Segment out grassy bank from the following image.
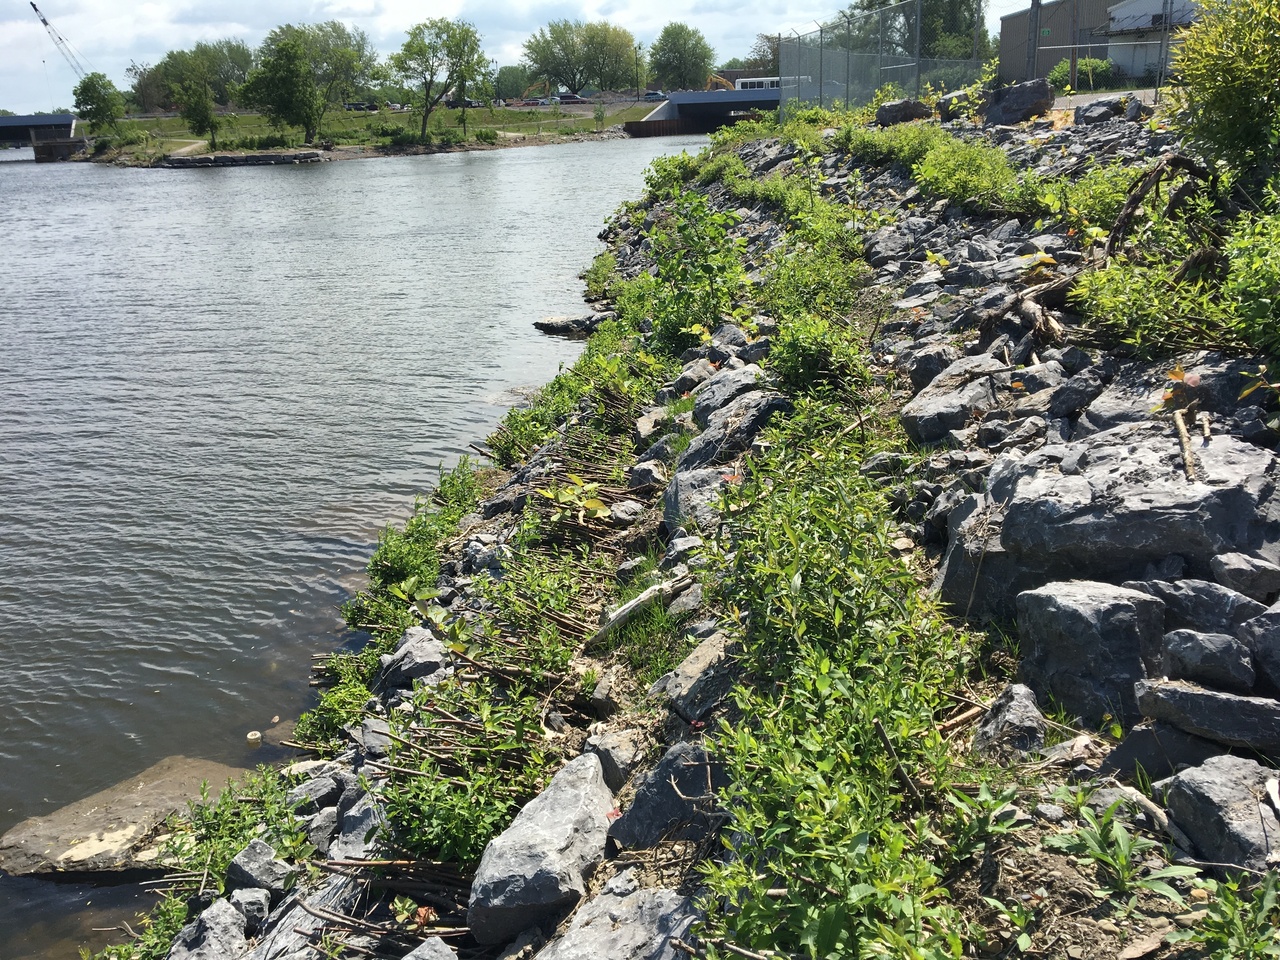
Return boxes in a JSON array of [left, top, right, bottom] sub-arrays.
[[89, 102, 656, 163]]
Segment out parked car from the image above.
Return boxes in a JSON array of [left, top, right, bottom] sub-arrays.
[[519, 98, 542, 107], [643, 90, 667, 101], [558, 94, 588, 104]]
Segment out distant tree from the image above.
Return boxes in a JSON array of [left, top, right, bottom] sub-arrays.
[[391, 19, 488, 139], [126, 61, 165, 113], [242, 22, 380, 141], [839, 0, 985, 61], [720, 56, 747, 71], [73, 72, 125, 133], [523, 20, 591, 94], [238, 37, 326, 141], [581, 21, 639, 92], [745, 34, 780, 74], [175, 77, 222, 149], [194, 39, 253, 104], [494, 64, 531, 100], [0, 108, 15, 117], [446, 22, 492, 137], [648, 23, 715, 91]]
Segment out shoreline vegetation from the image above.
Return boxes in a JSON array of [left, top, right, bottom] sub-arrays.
[[79, 1, 1280, 956], [77, 101, 658, 167]]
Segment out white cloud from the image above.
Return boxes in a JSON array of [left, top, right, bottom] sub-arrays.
[[1, 0, 836, 113]]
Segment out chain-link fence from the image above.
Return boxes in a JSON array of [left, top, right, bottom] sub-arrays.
[[780, 0, 988, 114]]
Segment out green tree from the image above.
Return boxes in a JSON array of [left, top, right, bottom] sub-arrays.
[[720, 57, 747, 71], [238, 36, 326, 141], [837, 0, 985, 61], [745, 33, 780, 74], [522, 20, 591, 94], [648, 23, 715, 91], [176, 78, 222, 149], [495, 64, 531, 100], [581, 21, 640, 92], [446, 22, 492, 137], [72, 72, 125, 133], [242, 22, 380, 142], [125, 61, 165, 113], [391, 19, 488, 140]]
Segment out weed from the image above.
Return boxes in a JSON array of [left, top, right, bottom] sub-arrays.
[[1167, 872, 1280, 958], [581, 250, 617, 299], [1042, 802, 1198, 904]]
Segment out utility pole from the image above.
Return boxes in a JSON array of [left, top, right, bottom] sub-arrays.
[[1025, 0, 1042, 81]]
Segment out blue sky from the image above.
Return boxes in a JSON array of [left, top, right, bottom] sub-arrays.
[[2, 0, 1026, 114]]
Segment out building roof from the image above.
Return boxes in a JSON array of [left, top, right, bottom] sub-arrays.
[[0, 113, 77, 127]]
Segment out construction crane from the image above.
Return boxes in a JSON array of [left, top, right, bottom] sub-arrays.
[[30, 3, 88, 80]]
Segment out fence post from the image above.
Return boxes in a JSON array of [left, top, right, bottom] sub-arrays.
[[818, 24, 825, 107], [844, 14, 852, 110], [1025, 0, 1042, 81], [914, 0, 923, 98]]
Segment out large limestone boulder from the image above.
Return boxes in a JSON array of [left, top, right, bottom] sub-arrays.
[[1017, 581, 1164, 726], [983, 79, 1053, 125], [1160, 755, 1280, 871], [468, 754, 614, 945], [166, 898, 247, 960], [936, 421, 1280, 621], [535, 870, 700, 960]]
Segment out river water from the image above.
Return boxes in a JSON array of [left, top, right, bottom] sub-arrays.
[[0, 134, 703, 957]]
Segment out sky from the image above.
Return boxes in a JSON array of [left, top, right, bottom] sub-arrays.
[[1, 0, 1026, 115]]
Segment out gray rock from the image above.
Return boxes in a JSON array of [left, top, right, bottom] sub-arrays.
[[984, 79, 1054, 125], [1017, 361, 1066, 394], [238, 874, 362, 960], [740, 336, 771, 364], [1017, 581, 1165, 726], [1124, 579, 1267, 635], [354, 718, 391, 759], [535, 871, 700, 960], [230, 887, 271, 936], [286, 776, 340, 816], [666, 581, 703, 616], [1033, 803, 1066, 823], [895, 339, 961, 394], [678, 391, 790, 471], [691, 365, 765, 428], [375, 626, 449, 691], [468, 754, 614, 945], [1075, 99, 1123, 125], [876, 98, 933, 126], [226, 839, 294, 905], [589, 668, 623, 720], [649, 632, 735, 723], [661, 535, 703, 570], [900, 354, 1006, 444], [627, 460, 668, 490], [1047, 366, 1108, 418], [585, 729, 646, 792], [609, 499, 645, 528], [937, 90, 971, 122], [1161, 755, 1280, 871], [1212, 552, 1280, 603], [634, 409, 670, 446], [306, 806, 339, 855], [1136, 680, 1280, 756], [403, 938, 458, 960], [167, 898, 247, 960], [608, 742, 729, 849], [671, 358, 716, 395], [1161, 629, 1255, 693], [1096, 721, 1223, 782], [1235, 600, 1280, 696], [662, 468, 726, 532], [938, 422, 1280, 622], [328, 794, 384, 861], [972, 683, 1046, 757]]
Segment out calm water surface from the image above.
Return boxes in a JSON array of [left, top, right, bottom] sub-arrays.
[[0, 135, 703, 956]]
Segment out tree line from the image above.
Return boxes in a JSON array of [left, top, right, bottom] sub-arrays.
[[70, 18, 784, 144]]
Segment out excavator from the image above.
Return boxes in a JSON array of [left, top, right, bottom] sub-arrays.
[[705, 74, 734, 92]]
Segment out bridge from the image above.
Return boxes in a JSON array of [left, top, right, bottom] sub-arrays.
[[623, 89, 781, 137], [0, 114, 86, 161]]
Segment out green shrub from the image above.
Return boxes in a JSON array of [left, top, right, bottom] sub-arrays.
[[834, 122, 950, 168], [370, 119, 407, 137], [1047, 57, 1116, 92], [913, 137, 1019, 210], [1170, 0, 1280, 173], [1223, 204, 1280, 352], [581, 250, 617, 299], [474, 127, 498, 144], [643, 150, 702, 194], [389, 128, 430, 146]]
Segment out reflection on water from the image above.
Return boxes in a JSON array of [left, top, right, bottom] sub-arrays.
[[0, 134, 704, 956]]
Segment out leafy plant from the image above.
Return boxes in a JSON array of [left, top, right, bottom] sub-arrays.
[[1047, 57, 1116, 92], [1167, 872, 1280, 958], [536, 473, 611, 523], [1168, 0, 1280, 174], [1042, 802, 1197, 903]]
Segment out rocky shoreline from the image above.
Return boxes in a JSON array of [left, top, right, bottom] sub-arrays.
[[34, 83, 1280, 959]]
